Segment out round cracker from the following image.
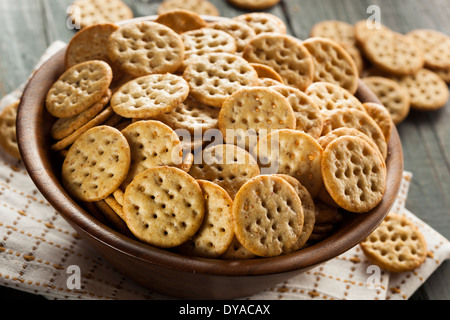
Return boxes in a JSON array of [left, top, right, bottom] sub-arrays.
[[154, 9, 207, 34], [407, 29, 450, 70], [250, 63, 284, 83], [123, 166, 205, 248], [69, 0, 133, 29], [362, 102, 393, 143], [227, 0, 280, 10], [0, 100, 21, 159], [62, 125, 131, 202], [208, 20, 256, 56], [232, 12, 287, 35], [157, 0, 220, 16]]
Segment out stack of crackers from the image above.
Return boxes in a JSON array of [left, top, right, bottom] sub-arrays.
[[29, 10, 439, 272]]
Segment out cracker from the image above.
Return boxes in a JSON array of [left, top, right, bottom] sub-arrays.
[[0, 100, 21, 159], [360, 212, 427, 272], [250, 63, 284, 83], [310, 20, 357, 48], [110, 73, 189, 118], [220, 236, 256, 260], [183, 52, 259, 108], [69, 0, 133, 29], [122, 166, 205, 248], [303, 37, 359, 94], [305, 82, 366, 116], [94, 199, 133, 236], [430, 66, 450, 84], [407, 29, 450, 70], [321, 136, 386, 213], [157, 0, 220, 16], [257, 78, 284, 87], [51, 106, 115, 152], [46, 60, 112, 118], [254, 129, 323, 198], [208, 20, 256, 56], [314, 200, 342, 224], [155, 95, 219, 134], [188, 143, 260, 199], [51, 89, 112, 141], [232, 174, 304, 257], [155, 9, 207, 34], [108, 21, 185, 77], [179, 151, 194, 173], [359, 28, 424, 76], [233, 13, 287, 35], [391, 68, 449, 111], [276, 174, 315, 252], [180, 28, 237, 71], [243, 33, 314, 91], [120, 120, 183, 188], [354, 20, 389, 48], [177, 180, 234, 258], [112, 188, 124, 206], [218, 87, 296, 151], [104, 194, 126, 221], [321, 108, 387, 160], [270, 85, 324, 139], [61, 125, 131, 202], [362, 76, 410, 124], [227, 0, 280, 10], [362, 102, 393, 143]]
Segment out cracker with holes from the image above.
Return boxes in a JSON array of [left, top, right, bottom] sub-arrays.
[[360, 213, 427, 272], [208, 20, 256, 56], [123, 166, 205, 248], [120, 120, 183, 188], [183, 52, 259, 108], [110, 73, 189, 118], [321, 108, 387, 160], [51, 89, 111, 140], [359, 28, 424, 76], [276, 174, 315, 252], [218, 87, 296, 151], [108, 21, 185, 77], [157, 0, 220, 16], [271, 85, 323, 139], [391, 69, 449, 111], [156, 95, 219, 135], [321, 136, 386, 213], [180, 28, 237, 71], [407, 29, 450, 70], [69, 0, 133, 29], [155, 9, 206, 34], [362, 76, 410, 125], [232, 174, 304, 257], [0, 100, 21, 159], [188, 144, 260, 199], [243, 33, 314, 91], [62, 125, 131, 202], [305, 82, 366, 116], [178, 180, 234, 258], [254, 129, 323, 198], [46, 60, 112, 118], [362, 102, 393, 143], [303, 37, 359, 94], [233, 12, 286, 35], [354, 20, 389, 48]]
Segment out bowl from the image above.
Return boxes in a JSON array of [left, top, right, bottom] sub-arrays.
[[16, 15, 404, 300]]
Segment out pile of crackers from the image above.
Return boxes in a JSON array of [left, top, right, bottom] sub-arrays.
[[14, 7, 437, 272]]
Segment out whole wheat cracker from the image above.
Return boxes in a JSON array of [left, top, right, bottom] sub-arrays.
[[407, 29, 450, 70], [233, 12, 287, 35]]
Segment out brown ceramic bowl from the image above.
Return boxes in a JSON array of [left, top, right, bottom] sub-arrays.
[[16, 16, 403, 300]]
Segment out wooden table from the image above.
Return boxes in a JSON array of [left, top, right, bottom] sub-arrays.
[[0, 0, 448, 300]]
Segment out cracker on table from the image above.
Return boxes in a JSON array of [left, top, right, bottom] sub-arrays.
[[407, 29, 450, 70], [69, 0, 133, 29], [157, 0, 220, 16]]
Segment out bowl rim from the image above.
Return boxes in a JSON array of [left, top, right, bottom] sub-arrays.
[[16, 15, 404, 277]]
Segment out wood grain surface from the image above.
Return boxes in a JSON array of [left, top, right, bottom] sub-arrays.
[[0, 0, 448, 300]]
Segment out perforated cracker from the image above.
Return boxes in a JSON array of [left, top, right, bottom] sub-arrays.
[[362, 76, 410, 124], [270, 85, 324, 139], [178, 180, 234, 258], [303, 37, 359, 94], [110, 73, 189, 118], [362, 102, 393, 143], [188, 144, 260, 199], [254, 129, 323, 198], [232, 174, 304, 257], [360, 213, 427, 272], [233, 12, 287, 35], [243, 33, 314, 90], [123, 166, 205, 248], [69, 0, 133, 29], [220, 236, 256, 260], [0, 100, 21, 159], [183, 52, 259, 108], [108, 21, 185, 77], [208, 20, 256, 55], [407, 29, 450, 70], [321, 108, 387, 160], [120, 120, 183, 188], [157, 0, 220, 16], [46, 60, 112, 118], [305, 82, 366, 116], [154, 9, 206, 34], [321, 136, 386, 213], [218, 87, 296, 151], [62, 125, 131, 202]]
